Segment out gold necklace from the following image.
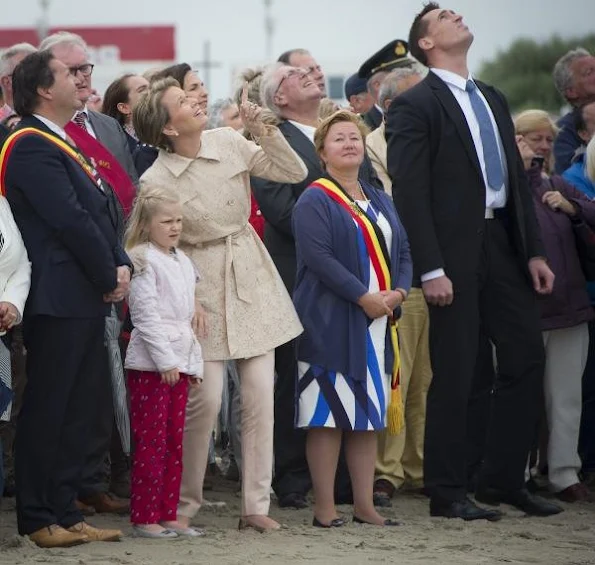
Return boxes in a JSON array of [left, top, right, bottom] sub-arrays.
[[349, 182, 368, 216]]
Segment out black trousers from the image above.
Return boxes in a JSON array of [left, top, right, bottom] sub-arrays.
[[15, 316, 107, 535], [424, 219, 545, 503]]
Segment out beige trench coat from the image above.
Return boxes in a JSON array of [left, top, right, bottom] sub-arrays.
[[140, 126, 307, 361]]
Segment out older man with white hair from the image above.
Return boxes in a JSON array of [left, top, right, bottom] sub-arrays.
[[251, 63, 382, 510], [366, 67, 425, 194], [553, 48, 595, 173], [0, 43, 37, 120]]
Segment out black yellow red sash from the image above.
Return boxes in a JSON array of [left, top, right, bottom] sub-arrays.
[[0, 127, 103, 196], [310, 177, 404, 434]]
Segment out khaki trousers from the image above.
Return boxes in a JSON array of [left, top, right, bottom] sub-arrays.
[[376, 289, 432, 489], [543, 323, 589, 491], [178, 351, 275, 517]]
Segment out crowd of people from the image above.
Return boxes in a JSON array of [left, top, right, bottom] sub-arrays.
[[0, 0, 593, 549]]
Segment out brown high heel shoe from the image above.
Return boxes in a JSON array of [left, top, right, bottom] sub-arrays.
[[238, 515, 281, 533]]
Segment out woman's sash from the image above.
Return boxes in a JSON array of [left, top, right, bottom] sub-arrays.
[[310, 177, 404, 434]]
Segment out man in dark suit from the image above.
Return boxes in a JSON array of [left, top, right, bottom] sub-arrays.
[[40, 32, 138, 511], [5, 50, 131, 547], [252, 62, 382, 509], [387, 3, 562, 520], [358, 40, 415, 132]]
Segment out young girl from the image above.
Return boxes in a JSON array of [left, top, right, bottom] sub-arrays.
[[124, 187, 204, 539]]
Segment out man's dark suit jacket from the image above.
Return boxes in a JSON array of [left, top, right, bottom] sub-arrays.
[[4, 116, 131, 319], [386, 71, 543, 287], [554, 110, 582, 174], [363, 105, 383, 132], [251, 120, 383, 292]]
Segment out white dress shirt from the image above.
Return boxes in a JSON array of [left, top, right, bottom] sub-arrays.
[[33, 114, 67, 140], [422, 68, 509, 283]]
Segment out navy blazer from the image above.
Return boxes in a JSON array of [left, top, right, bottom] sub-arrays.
[[4, 116, 131, 319], [292, 179, 412, 381]]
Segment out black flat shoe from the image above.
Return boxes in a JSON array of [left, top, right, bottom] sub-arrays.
[[278, 492, 308, 509], [475, 487, 563, 517], [353, 515, 402, 526], [312, 517, 345, 528], [430, 497, 503, 521]]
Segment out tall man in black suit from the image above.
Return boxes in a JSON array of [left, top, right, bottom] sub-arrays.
[[387, 3, 562, 520], [5, 50, 131, 547], [252, 62, 382, 508]]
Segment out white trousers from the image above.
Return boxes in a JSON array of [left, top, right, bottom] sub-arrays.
[[543, 323, 589, 491], [178, 351, 275, 517]]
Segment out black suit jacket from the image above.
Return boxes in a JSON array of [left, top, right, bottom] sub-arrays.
[[251, 120, 383, 292], [363, 105, 383, 131], [4, 116, 131, 319], [386, 71, 543, 287]]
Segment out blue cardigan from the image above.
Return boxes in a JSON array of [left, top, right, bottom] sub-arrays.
[[292, 179, 412, 382]]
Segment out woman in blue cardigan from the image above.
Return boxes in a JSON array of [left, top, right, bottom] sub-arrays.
[[292, 111, 412, 528]]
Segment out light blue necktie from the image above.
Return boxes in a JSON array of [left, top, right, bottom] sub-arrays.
[[465, 80, 504, 191]]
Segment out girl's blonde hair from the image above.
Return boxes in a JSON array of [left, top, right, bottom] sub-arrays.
[[125, 185, 181, 250]]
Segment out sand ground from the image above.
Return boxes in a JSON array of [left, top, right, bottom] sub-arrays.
[[1, 486, 594, 565]]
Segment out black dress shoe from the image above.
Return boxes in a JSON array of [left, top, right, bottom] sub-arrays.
[[475, 487, 563, 517], [278, 492, 308, 509], [353, 515, 402, 526], [312, 517, 345, 528], [430, 497, 503, 521]]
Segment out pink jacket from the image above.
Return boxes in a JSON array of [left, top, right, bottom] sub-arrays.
[[124, 243, 203, 377]]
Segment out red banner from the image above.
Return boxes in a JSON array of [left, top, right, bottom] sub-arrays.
[[0, 26, 175, 61]]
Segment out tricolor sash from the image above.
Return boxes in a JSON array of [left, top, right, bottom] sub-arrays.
[[0, 127, 103, 195], [65, 122, 136, 217], [310, 177, 404, 435]]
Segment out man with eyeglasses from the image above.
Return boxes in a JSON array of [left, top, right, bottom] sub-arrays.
[[278, 48, 326, 97], [39, 31, 136, 517], [252, 62, 382, 510]]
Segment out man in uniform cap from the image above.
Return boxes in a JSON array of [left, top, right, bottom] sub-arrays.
[[344, 73, 374, 116], [358, 39, 413, 130]]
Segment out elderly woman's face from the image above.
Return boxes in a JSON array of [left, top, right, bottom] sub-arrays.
[[523, 127, 555, 162], [161, 86, 208, 138], [320, 121, 364, 171], [221, 103, 242, 131], [183, 71, 209, 111]]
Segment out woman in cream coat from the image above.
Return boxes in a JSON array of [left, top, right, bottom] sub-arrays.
[[134, 77, 307, 532], [0, 196, 30, 496]]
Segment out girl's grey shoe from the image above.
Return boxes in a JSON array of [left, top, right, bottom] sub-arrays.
[[132, 526, 179, 539]]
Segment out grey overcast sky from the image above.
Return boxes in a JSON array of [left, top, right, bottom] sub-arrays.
[[3, 0, 594, 99]]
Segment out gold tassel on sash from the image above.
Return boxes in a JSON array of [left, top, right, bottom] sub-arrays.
[[387, 317, 404, 435]]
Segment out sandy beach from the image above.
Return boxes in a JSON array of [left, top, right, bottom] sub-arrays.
[[1, 483, 594, 565]]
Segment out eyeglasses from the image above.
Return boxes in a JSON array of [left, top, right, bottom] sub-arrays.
[[275, 68, 310, 95], [69, 64, 94, 77]]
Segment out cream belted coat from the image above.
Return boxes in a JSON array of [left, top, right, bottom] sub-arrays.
[[140, 126, 307, 361]]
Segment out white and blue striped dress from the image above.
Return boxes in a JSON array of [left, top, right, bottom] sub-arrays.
[[296, 200, 392, 431]]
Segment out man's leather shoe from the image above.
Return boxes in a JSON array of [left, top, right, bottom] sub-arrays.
[[75, 499, 96, 516], [475, 487, 563, 516], [556, 482, 595, 503], [373, 479, 394, 508], [67, 521, 123, 542], [430, 497, 503, 521], [278, 492, 308, 509], [79, 492, 129, 515], [28, 524, 89, 548]]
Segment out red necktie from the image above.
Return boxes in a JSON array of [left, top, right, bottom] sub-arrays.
[[73, 111, 88, 132]]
